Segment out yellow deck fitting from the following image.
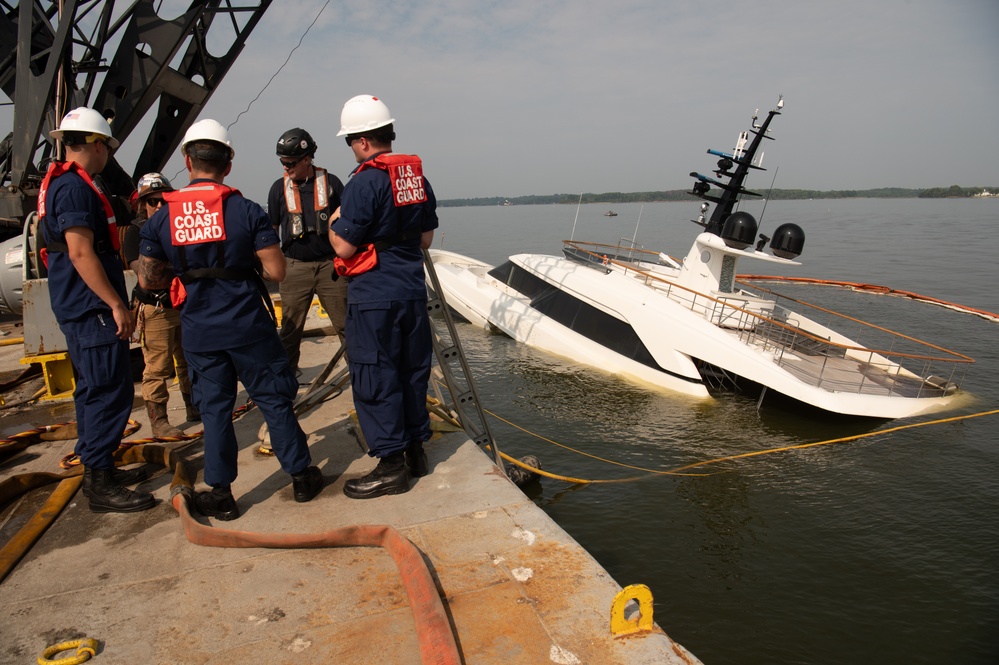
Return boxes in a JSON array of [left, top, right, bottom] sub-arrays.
[[20, 352, 75, 400], [610, 583, 655, 636], [37, 636, 98, 664]]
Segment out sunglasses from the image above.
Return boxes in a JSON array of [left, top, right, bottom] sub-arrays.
[[145, 197, 166, 208], [344, 135, 364, 147], [280, 156, 306, 168]]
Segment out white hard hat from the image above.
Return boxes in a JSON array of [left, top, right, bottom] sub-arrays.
[[50, 107, 120, 149], [181, 118, 235, 160], [336, 95, 395, 136]]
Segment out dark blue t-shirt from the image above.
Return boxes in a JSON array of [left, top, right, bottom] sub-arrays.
[[139, 179, 279, 352], [42, 170, 128, 323], [331, 156, 438, 304]]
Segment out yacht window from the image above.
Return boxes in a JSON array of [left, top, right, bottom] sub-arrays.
[[490, 262, 664, 371]]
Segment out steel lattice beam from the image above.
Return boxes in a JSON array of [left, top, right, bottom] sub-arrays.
[[1, 0, 271, 228]]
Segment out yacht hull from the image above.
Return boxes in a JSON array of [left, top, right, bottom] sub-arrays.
[[428, 249, 966, 419]]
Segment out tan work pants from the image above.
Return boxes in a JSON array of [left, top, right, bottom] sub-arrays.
[[139, 304, 191, 404]]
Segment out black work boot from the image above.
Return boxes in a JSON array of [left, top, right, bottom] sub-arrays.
[[343, 453, 410, 499], [291, 466, 324, 503], [194, 486, 240, 521], [85, 467, 156, 513], [405, 441, 429, 478], [82, 465, 148, 498]]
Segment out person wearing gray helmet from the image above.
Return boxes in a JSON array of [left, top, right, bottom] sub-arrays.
[[268, 128, 347, 380]]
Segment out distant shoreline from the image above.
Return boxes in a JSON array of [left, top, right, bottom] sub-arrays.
[[439, 186, 996, 207]]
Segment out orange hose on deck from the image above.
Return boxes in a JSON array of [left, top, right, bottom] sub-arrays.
[[169, 489, 461, 665], [138, 442, 461, 665], [738, 275, 999, 321], [1, 441, 461, 664]]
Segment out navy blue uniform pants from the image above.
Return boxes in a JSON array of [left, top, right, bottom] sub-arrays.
[[185, 334, 310, 487], [346, 299, 432, 459], [61, 310, 134, 470]]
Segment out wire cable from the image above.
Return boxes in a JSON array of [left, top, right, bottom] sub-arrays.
[[226, 0, 333, 131], [169, 0, 333, 184]]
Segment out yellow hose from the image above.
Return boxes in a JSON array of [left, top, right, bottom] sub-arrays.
[[0, 473, 82, 583]]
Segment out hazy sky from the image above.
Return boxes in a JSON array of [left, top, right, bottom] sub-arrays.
[[7, 0, 999, 201]]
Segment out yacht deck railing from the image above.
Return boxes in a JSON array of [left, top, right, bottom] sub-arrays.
[[562, 240, 974, 399]]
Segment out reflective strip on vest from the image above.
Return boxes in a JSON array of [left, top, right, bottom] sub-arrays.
[[283, 167, 329, 214]]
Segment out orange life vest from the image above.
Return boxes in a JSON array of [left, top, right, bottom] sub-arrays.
[[161, 182, 248, 309], [164, 182, 238, 246], [354, 153, 428, 207], [333, 154, 426, 277], [38, 160, 120, 266], [283, 166, 331, 213]]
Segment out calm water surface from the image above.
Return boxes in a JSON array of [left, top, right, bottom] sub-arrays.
[[435, 199, 999, 665]]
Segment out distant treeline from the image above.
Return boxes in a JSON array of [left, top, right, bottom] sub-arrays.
[[439, 185, 996, 207]]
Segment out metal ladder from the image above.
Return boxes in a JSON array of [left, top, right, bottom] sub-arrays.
[[423, 250, 504, 473]]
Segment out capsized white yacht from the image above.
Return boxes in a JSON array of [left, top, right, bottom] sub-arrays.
[[427, 98, 973, 419]]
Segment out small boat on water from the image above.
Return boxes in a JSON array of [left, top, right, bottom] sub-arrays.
[[603, 210, 618, 217], [427, 97, 973, 419]]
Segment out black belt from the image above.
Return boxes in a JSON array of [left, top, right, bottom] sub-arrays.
[[132, 285, 172, 308]]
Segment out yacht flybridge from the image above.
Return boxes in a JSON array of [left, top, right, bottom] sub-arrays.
[[427, 98, 973, 419]]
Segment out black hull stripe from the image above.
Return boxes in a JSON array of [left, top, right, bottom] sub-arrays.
[[487, 261, 703, 385]]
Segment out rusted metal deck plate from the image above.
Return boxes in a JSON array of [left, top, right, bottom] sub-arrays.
[[1, 330, 699, 664]]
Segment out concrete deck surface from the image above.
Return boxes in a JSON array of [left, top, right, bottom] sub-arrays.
[[0, 312, 699, 664]]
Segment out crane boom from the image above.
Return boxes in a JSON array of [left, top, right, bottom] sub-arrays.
[[0, 0, 272, 233]]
